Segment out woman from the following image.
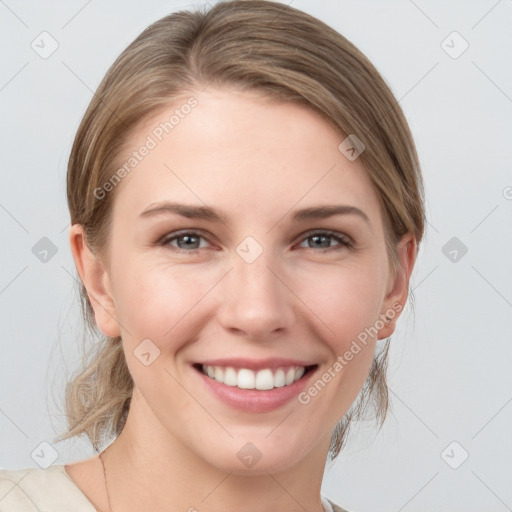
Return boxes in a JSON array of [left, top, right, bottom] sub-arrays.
[[0, 1, 424, 511]]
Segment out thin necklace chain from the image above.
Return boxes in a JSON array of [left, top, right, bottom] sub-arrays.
[[99, 448, 113, 512]]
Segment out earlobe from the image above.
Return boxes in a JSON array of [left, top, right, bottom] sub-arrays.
[[69, 224, 121, 338], [377, 234, 417, 340]]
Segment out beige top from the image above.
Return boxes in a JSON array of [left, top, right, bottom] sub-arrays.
[[0, 465, 350, 512]]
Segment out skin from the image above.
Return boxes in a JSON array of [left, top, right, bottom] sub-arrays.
[[67, 88, 416, 512]]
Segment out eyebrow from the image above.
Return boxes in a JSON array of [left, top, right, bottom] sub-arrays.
[[139, 201, 370, 225], [292, 205, 370, 224]]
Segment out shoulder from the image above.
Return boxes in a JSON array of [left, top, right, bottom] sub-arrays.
[[0, 465, 95, 511]]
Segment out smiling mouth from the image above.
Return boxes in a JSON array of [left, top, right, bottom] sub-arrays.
[[193, 363, 317, 390]]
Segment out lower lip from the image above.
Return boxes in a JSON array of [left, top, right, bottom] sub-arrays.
[[194, 366, 317, 413]]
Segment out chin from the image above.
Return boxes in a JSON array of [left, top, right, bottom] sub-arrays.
[[194, 434, 316, 475]]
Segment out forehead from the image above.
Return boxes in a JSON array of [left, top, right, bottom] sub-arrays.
[[110, 88, 382, 225]]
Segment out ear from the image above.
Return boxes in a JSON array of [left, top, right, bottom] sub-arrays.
[[69, 224, 121, 338], [377, 234, 417, 340]]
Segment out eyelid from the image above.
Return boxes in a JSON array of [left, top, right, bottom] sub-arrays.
[[294, 229, 353, 247], [158, 229, 213, 247], [158, 228, 353, 253]]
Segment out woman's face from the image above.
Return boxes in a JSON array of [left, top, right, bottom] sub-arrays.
[[82, 88, 411, 473]]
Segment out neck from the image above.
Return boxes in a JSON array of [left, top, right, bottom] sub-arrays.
[[102, 390, 330, 512]]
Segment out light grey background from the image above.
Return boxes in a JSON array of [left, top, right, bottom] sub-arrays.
[[1, 1, 511, 511]]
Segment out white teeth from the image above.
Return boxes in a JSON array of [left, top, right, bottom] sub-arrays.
[[237, 369, 255, 389], [294, 367, 305, 381], [201, 365, 309, 390], [255, 369, 274, 390], [274, 368, 285, 387], [223, 367, 238, 387], [214, 366, 224, 382]]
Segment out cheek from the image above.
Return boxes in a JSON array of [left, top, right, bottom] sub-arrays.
[[112, 260, 220, 345], [291, 264, 385, 432], [112, 263, 219, 406], [293, 258, 387, 351]]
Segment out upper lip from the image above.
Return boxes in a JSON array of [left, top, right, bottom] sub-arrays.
[[194, 358, 318, 371]]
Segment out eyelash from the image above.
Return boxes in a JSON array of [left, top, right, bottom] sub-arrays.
[[158, 229, 353, 255]]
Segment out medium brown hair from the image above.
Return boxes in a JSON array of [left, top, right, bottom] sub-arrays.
[[56, 0, 425, 459]]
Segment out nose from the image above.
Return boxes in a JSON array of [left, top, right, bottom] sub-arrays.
[[216, 248, 295, 342]]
